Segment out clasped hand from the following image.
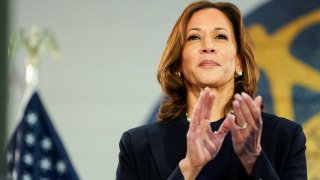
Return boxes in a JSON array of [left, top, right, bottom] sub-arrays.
[[180, 87, 262, 177]]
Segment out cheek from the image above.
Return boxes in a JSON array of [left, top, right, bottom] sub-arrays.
[[182, 45, 192, 61], [219, 50, 237, 75], [221, 46, 237, 64], [226, 56, 237, 72], [181, 46, 195, 68]]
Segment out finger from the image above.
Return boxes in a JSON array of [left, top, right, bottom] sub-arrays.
[[196, 111, 212, 137], [206, 90, 214, 120], [199, 90, 206, 122], [254, 95, 262, 108], [190, 103, 200, 132], [203, 87, 214, 120], [201, 88, 209, 120], [216, 114, 231, 138], [199, 88, 211, 123], [254, 95, 263, 114], [241, 93, 263, 129], [235, 94, 255, 129], [199, 118, 211, 136], [241, 92, 261, 122], [233, 95, 248, 128], [228, 113, 242, 139], [253, 96, 263, 128]]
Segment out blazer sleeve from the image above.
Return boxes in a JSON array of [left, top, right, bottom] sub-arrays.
[[167, 166, 184, 180], [250, 124, 307, 180], [116, 132, 139, 180]]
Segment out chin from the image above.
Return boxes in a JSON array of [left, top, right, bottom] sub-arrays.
[[198, 77, 230, 87], [199, 80, 218, 87], [199, 76, 219, 84]]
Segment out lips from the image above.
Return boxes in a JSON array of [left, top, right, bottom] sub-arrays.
[[199, 60, 220, 67]]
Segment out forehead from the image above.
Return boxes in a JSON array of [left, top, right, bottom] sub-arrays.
[[187, 8, 233, 31]]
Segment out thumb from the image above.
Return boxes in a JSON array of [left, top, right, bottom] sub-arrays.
[[254, 96, 262, 109], [216, 114, 232, 138]]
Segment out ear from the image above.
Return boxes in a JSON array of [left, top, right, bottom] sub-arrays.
[[175, 65, 182, 78], [235, 55, 243, 73]]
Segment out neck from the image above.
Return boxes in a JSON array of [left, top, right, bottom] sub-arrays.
[[186, 85, 234, 122]]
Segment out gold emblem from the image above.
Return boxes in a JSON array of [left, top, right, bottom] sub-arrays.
[[249, 9, 320, 179]]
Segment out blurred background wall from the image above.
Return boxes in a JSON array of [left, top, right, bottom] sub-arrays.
[[0, 0, 8, 178], [7, 0, 319, 179]]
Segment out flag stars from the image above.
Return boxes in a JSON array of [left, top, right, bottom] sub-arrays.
[[7, 93, 79, 179], [25, 133, 36, 146], [26, 112, 38, 126], [40, 158, 52, 171], [41, 137, 52, 151], [56, 160, 67, 174], [23, 153, 33, 166]]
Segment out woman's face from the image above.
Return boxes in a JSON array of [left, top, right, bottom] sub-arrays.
[[181, 8, 241, 90]]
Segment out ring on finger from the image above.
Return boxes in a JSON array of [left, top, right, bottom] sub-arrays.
[[236, 121, 248, 130], [230, 112, 248, 130]]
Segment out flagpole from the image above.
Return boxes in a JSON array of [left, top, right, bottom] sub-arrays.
[[0, 0, 8, 177], [6, 24, 80, 180]]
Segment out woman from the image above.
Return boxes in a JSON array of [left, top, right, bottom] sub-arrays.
[[116, 1, 307, 179]]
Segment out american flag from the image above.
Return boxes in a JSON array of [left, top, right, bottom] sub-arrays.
[[6, 91, 79, 180]]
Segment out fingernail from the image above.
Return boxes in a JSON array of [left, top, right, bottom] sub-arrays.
[[233, 100, 239, 107], [234, 93, 241, 100], [227, 113, 235, 121], [241, 92, 250, 98]]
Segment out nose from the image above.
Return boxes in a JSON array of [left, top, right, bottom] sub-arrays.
[[200, 38, 215, 53], [201, 48, 215, 53]]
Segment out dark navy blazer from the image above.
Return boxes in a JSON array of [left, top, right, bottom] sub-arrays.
[[116, 112, 307, 180]]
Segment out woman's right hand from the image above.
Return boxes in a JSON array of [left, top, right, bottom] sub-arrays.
[[179, 87, 232, 180]]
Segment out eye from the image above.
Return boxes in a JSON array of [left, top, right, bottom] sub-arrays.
[[216, 34, 228, 40], [187, 35, 200, 41]]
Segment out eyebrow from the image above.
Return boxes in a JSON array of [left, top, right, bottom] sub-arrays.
[[187, 27, 228, 33]]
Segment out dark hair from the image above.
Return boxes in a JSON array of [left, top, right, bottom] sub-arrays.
[[157, 1, 259, 122]]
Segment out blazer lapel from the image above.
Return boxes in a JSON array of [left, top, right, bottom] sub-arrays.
[[261, 112, 278, 148], [147, 115, 188, 180]]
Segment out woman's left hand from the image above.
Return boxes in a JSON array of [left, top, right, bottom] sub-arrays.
[[229, 92, 263, 175]]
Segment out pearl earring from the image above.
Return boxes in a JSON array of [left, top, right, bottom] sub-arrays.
[[175, 72, 181, 77], [234, 71, 243, 78]]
